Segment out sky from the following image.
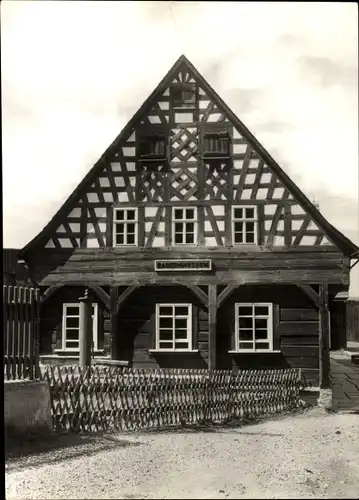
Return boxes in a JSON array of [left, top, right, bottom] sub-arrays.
[[2, 1, 359, 294]]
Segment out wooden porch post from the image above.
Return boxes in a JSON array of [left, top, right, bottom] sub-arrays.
[[79, 288, 92, 367], [110, 285, 119, 360], [208, 284, 217, 371], [319, 284, 330, 389]]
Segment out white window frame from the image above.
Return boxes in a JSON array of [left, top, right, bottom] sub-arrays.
[[61, 303, 98, 352], [113, 207, 138, 247], [172, 207, 198, 246], [232, 206, 258, 245], [155, 303, 192, 351], [234, 303, 273, 353]]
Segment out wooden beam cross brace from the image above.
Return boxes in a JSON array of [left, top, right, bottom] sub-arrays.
[[40, 284, 64, 305], [297, 285, 319, 308], [217, 284, 239, 308], [117, 284, 140, 312], [88, 285, 110, 310], [186, 285, 208, 308]]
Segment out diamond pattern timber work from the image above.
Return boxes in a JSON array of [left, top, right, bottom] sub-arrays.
[[139, 167, 166, 202], [171, 128, 198, 163], [204, 162, 230, 200], [170, 167, 198, 201]]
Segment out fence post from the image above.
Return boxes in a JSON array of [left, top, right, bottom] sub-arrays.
[[79, 288, 92, 368]]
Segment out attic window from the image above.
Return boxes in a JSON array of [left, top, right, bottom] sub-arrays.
[[139, 135, 167, 161], [172, 83, 196, 108], [203, 130, 230, 158]]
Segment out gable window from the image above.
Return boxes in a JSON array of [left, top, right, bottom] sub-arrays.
[[113, 208, 138, 246], [172, 207, 197, 245], [139, 135, 167, 161], [232, 206, 257, 244], [156, 304, 192, 351], [62, 303, 98, 351], [172, 83, 196, 109], [235, 303, 273, 352], [203, 130, 230, 158]]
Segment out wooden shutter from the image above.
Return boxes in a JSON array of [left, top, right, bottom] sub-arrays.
[[192, 305, 198, 350], [272, 304, 281, 351], [230, 304, 236, 351], [150, 306, 157, 350]]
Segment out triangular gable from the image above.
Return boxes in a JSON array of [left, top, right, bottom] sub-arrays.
[[20, 55, 358, 256]]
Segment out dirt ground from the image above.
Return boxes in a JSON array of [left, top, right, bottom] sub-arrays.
[[5, 408, 359, 499]]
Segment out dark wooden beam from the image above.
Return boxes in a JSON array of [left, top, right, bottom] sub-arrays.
[[319, 284, 330, 389], [208, 284, 217, 371], [186, 285, 208, 307], [217, 284, 239, 308], [40, 284, 64, 305], [110, 285, 119, 360], [88, 285, 110, 310], [297, 285, 319, 308], [117, 284, 139, 310]]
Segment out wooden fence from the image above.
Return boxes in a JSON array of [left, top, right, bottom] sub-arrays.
[[3, 285, 40, 380], [41, 366, 302, 433]]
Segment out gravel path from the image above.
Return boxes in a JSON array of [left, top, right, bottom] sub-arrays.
[[5, 408, 359, 499]]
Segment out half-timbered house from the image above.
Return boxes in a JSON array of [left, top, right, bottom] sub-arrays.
[[19, 55, 358, 388]]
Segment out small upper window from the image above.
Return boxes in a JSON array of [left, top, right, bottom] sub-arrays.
[[172, 83, 196, 109], [203, 131, 230, 158], [232, 206, 257, 245], [113, 208, 138, 246], [139, 136, 167, 161], [172, 207, 197, 245]]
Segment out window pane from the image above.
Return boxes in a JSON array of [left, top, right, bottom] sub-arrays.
[[65, 330, 79, 340], [246, 233, 255, 243], [234, 208, 243, 219], [255, 342, 270, 350], [175, 233, 183, 244], [237, 306, 252, 316], [116, 234, 124, 245], [246, 222, 255, 232], [175, 222, 183, 233], [186, 209, 194, 219], [175, 318, 187, 329], [159, 329, 173, 341], [186, 222, 194, 232], [66, 317, 79, 328], [175, 342, 189, 349], [255, 318, 267, 329], [66, 306, 79, 316], [234, 233, 243, 244], [234, 222, 243, 232], [174, 209, 183, 220], [238, 329, 253, 341], [127, 234, 135, 245], [186, 233, 194, 244], [239, 342, 254, 350], [159, 341, 173, 349], [255, 306, 269, 315], [174, 330, 187, 340], [175, 306, 189, 316], [159, 317, 173, 329], [255, 330, 268, 340], [115, 210, 124, 220], [116, 223, 124, 234], [246, 208, 255, 219], [127, 210, 135, 220], [127, 223, 135, 233], [159, 306, 172, 315], [238, 317, 253, 329]]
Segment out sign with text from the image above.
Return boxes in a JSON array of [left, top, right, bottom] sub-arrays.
[[155, 259, 212, 272]]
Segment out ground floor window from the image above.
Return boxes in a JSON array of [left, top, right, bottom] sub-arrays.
[[235, 303, 273, 352], [62, 303, 98, 351], [156, 303, 192, 351]]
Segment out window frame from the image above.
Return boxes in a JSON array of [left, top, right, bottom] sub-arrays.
[[234, 303, 274, 353], [113, 207, 138, 247], [138, 135, 167, 162], [172, 207, 198, 246], [202, 130, 230, 158], [232, 205, 258, 245], [61, 302, 98, 352], [155, 303, 193, 352], [171, 83, 196, 109]]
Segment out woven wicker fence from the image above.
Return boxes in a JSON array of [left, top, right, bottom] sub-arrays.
[[41, 366, 302, 433]]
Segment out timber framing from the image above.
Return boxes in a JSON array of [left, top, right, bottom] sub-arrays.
[[19, 55, 358, 259], [40, 284, 64, 305]]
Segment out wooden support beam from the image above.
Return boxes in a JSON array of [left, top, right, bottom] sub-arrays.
[[117, 284, 139, 311], [186, 285, 208, 307], [208, 284, 217, 371], [297, 285, 319, 308], [217, 284, 239, 308], [110, 285, 119, 360], [79, 289, 92, 367], [40, 284, 64, 305], [319, 284, 330, 389], [88, 285, 110, 310]]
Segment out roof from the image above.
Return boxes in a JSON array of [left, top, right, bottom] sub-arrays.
[[19, 54, 359, 258]]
